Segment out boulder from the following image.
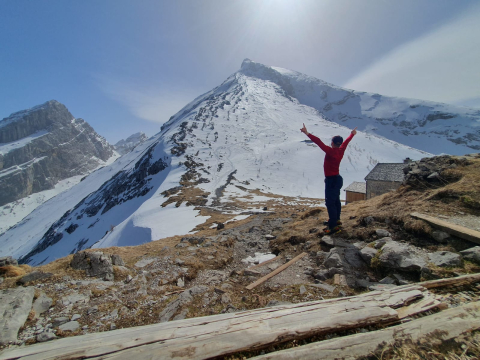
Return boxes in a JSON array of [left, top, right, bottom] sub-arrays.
[[428, 251, 462, 268], [378, 241, 427, 272], [71, 251, 114, 281], [460, 246, 480, 264], [0, 287, 35, 345]]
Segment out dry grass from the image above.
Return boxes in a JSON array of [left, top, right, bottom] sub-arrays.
[[0, 264, 30, 278]]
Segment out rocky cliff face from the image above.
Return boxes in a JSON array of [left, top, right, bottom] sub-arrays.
[[0, 100, 115, 206]]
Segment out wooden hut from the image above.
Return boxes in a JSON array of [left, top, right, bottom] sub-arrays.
[[344, 181, 366, 204]]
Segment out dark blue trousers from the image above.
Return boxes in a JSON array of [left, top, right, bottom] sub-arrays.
[[325, 175, 343, 229]]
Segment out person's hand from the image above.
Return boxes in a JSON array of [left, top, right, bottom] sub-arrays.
[[300, 123, 309, 135], [351, 127, 357, 135]]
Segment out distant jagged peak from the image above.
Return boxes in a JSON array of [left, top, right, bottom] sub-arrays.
[[114, 132, 148, 155]]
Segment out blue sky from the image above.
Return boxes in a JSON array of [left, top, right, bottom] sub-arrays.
[[1, 0, 479, 143]]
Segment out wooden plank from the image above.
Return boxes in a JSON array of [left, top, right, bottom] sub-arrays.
[[0, 285, 425, 360], [418, 272, 480, 289], [250, 301, 480, 360], [411, 212, 480, 244], [246, 252, 307, 290]]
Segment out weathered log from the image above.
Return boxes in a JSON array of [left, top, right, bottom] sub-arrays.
[[411, 212, 480, 244], [0, 285, 425, 360], [251, 301, 480, 360], [246, 252, 307, 290]]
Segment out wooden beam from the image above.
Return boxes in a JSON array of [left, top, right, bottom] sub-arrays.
[[250, 301, 480, 360], [0, 285, 426, 360], [411, 212, 480, 244], [246, 252, 307, 290]]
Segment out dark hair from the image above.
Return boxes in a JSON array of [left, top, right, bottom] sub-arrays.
[[332, 135, 343, 145]]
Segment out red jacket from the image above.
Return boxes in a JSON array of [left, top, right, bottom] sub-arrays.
[[308, 133, 354, 177]]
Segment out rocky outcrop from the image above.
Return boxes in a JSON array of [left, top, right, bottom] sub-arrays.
[[0, 100, 115, 206], [70, 251, 125, 281]]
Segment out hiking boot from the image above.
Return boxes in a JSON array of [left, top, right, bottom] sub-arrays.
[[323, 220, 343, 226], [323, 226, 341, 235]]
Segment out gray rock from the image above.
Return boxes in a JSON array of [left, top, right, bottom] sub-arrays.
[[159, 286, 208, 323], [0, 277, 3, 285], [429, 251, 462, 267], [431, 230, 450, 244], [87, 306, 98, 315], [299, 285, 307, 295], [376, 229, 391, 238], [17, 271, 53, 285], [181, 236, 205, 245], [0, 287, 35, 345], [71, 314, 81, 321], [52, 317, 69, 328], [134, 258, 156, 268], [175, 258, 185, 266], [110, 254, 125, 266], [378, 241, 427, 272], [71, 251, 114, 281], [177, 278, 184, 287], [0, 256, 18, 267], [59, 321, 80, 332], [360, 246, 378, 264], [343, 247, 366, 268], [460, 246, 480, 264], [36, 332, 57, 342], [32, 293, 53, 318], [324, 249, 344, 268]]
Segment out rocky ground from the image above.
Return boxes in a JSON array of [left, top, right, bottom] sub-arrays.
[[1, 153, 480, 358]]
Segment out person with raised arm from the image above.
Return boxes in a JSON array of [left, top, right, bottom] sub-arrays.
[[300, 124, 357, 234]]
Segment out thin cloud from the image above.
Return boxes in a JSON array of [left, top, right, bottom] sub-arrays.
[[96, 76, 200, 124], [344, 3, 480, 106]]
